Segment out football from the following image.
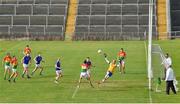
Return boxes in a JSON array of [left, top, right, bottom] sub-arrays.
[[97, 49, 102, 54]]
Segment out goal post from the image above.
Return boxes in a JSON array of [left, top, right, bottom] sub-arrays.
[[147, 0, 154, 90]]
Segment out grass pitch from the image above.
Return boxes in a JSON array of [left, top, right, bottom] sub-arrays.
[[0, 40, 179, 103]]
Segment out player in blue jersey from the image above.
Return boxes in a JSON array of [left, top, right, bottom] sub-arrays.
[[31, 54, 44, 76], [21, 54, 31, 78], [54, 58, 63, 84]]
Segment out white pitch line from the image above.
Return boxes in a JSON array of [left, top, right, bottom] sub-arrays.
[[72, 86, 79, 98], [144, 41, 153, 103]]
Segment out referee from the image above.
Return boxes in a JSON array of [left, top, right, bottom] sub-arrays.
[[165, 65, 177, 95]]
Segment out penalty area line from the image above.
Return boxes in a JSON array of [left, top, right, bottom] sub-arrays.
[[72, 86, 79, 98]]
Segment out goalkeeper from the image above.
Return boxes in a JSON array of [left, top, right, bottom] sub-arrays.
[[98, 53, 119, 84]]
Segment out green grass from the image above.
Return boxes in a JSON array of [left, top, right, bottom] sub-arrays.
[[0, 40, 179, 103]]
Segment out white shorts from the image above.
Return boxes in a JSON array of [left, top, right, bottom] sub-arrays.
[[80, 72, 88, 78], [35, 64, 41, 68], [5, 65, 11, 70], [12, 68, 17, 72], [23, 64, 28, 68], [56, 70, 63, 76], [120, 60, 125, 65]]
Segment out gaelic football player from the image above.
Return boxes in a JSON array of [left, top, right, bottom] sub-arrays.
[[117, 48, 126, 74], [31, 54, 44, 76], [23, 45, 31, 55], [84, 57, 95, 77], [21, 54, 31, 78], [54, 58, 63, 84], [2, 53, 12, 80], [78, 61, 94, 88], [98, 54, 119, 84], [8, 56, 18, 83]]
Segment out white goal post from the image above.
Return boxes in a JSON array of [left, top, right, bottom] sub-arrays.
[[147, 0, 154, 90]]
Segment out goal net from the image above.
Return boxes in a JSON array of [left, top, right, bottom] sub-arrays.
[[151, 44, 166, 92], [151, 44, 179, 92]]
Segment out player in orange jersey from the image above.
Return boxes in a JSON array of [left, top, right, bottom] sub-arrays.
[[2, 53, 12, 80], [8, 56, 18, 83], [23, 45, 31, 55], [78, 60, 94, 88], [117, 48, 126, 74]]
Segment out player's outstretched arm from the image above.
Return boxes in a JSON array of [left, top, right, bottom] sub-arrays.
[[103, 53, 110, 64], [105, 58, 110, 64]]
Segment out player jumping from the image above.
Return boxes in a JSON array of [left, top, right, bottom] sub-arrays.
[[23, 45, 31, 55], [21, 54, 31, 78], [78, 60, 94, 88], [54, 58, 63, 84], [8, 56, 18, 83], [2, 53, 12, 80], [117, 48, 126, 74], [84, 57, 95, 77], [31, 54, 44, 76], [98, 54, 119, 84]]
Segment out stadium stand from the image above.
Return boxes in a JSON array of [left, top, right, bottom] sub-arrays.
[[170, 0, 180, 37], [74, 0, 157, 40], [0, 0, 69, 40]]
